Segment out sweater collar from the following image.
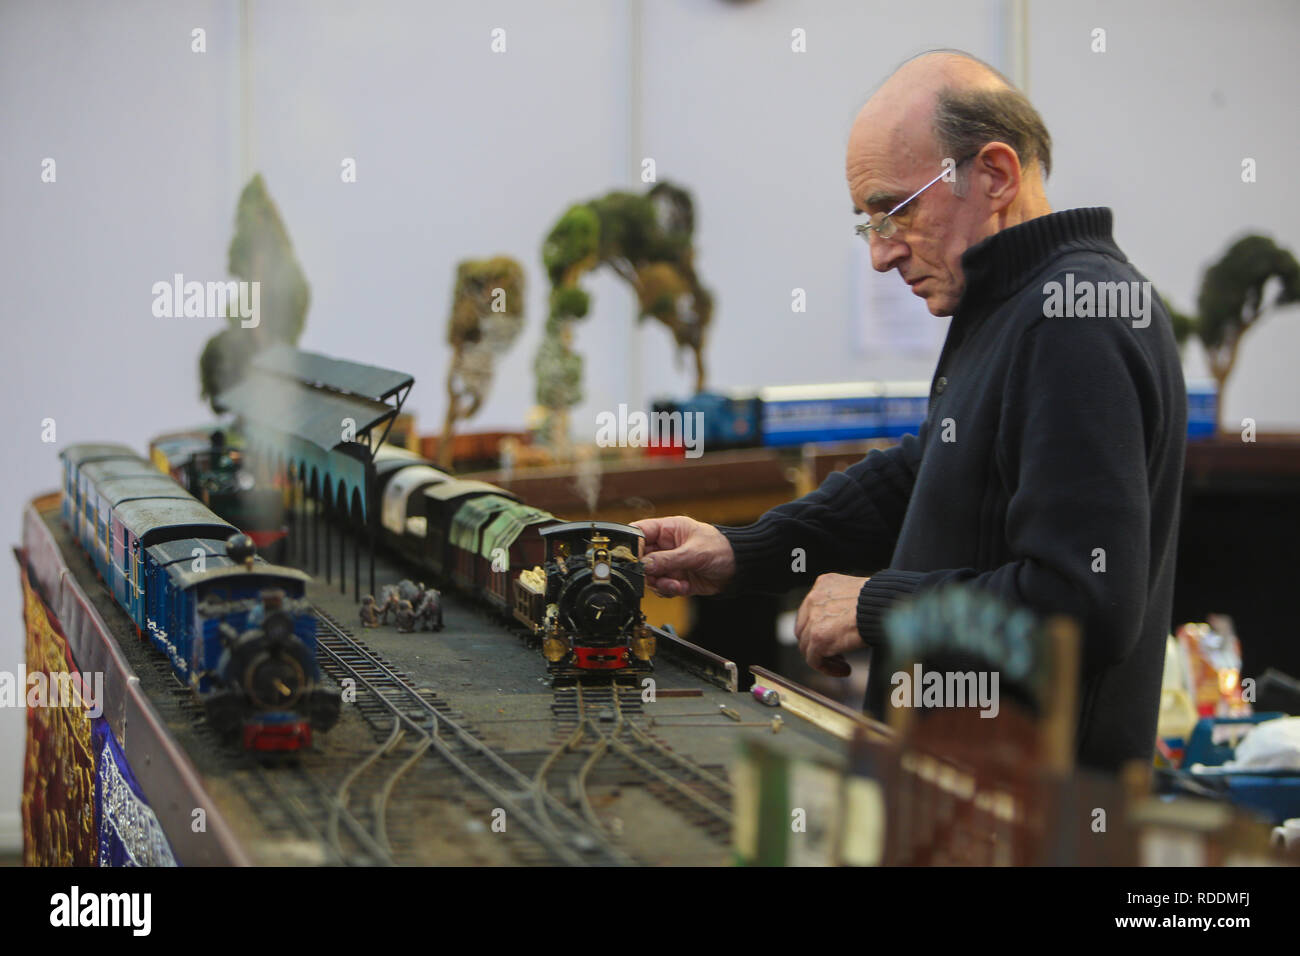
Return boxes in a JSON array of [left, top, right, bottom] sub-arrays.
[[954, 207, 1123, 315]]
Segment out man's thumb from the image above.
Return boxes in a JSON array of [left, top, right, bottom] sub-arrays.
[[642, 547, 684, 575]]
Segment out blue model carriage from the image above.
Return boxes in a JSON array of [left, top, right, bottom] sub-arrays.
[[113, 496, 235, 630], [97, 478, 198, 610], [67, 452, 159, 561], [652, 378, 1219, 456], [61, 443, 139, 539], [759, 382, 888, 447], [60, 444, 340, 753]]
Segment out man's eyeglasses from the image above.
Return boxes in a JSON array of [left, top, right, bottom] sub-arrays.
[[854, 157, 972, 242]]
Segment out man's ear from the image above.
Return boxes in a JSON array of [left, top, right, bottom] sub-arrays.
[[973, 142, 1022, 212]]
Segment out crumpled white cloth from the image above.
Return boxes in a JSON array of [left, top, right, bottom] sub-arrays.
[[1223, 717, 1300, 771]]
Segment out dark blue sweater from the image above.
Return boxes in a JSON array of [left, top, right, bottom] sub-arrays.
[[720, 208, 1187, 772]]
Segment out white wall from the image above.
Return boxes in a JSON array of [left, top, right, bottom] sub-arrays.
[[1, 0, 1297, 835], [0, 0, 243, 850], [1027, 0, 1300, 429]]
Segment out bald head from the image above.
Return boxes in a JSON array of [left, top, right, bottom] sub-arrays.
[[850, 51, 1047, 202], [846, 50, 1053, 316], [852, 52, 1012, 157]]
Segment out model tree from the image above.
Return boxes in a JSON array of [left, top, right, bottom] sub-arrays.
[[534, 181, 713, 453], [1166, 235, 1300, 434], [438, 257, 526, 470], [199, 174, 311, 409]]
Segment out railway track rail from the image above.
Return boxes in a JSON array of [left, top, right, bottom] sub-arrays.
[[311, 608, 637, 866], [230, 730, 429, 866], [140, 650, 398, 865], [545, 680, 735, 844]]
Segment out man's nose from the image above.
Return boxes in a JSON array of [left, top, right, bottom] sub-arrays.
[[869, 231, 906, 273]]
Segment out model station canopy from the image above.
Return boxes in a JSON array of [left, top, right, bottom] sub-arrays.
[[250, 344, 414, 404], [213, 345, 416, 521], [216, 344, 413, 457]]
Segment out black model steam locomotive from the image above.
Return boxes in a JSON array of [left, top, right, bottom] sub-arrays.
[[365, 446, 656, 675], [513, 521, 656, 674]]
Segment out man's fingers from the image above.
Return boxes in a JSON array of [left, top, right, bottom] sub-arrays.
[[631, 518, 662, 552], [805, 647, 850, 677], [646, 574, 687, 597], [819, 654, 851, 677], [642, 540, 694, 576], [635, 516, 691, 554]]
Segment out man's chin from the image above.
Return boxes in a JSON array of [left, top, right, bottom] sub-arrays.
[[915, 289, 954, 317]]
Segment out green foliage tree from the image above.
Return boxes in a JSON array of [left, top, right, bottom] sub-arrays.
[[1166, 235, 1300, 434], [543, 204, 600, 289], [199, 174, 311, 409], [533, 181, 714, 451], [439, 257, 526, 470]]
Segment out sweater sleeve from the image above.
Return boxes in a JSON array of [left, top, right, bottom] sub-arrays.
[[716, 421, 926, 595], [855, 311, 1160, 674]]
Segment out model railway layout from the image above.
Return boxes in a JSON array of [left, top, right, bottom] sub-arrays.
[[29, 359, 849, 864], [26, 494, 843, 866]]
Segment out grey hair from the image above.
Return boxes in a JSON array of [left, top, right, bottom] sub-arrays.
[[866, 49, 1054, 185], [933, 85, 1053, 180]]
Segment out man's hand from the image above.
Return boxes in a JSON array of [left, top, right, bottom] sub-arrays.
[[795, 573, 869, 677], [632, 516, 736, 597]]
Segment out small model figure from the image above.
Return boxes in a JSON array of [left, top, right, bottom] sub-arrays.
[[378, 584, 402, 625], [394, 599, 416, 633], [396, 578, 424, 606], [359, 594, 380, 628], [415, 589, 444, 632]]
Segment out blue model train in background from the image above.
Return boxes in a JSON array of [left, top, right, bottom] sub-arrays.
[[653, 379, 1219, 452], [61, 443, 340, 753]]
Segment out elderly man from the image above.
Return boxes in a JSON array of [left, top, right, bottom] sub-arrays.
[[635, 51, 1187, 772]]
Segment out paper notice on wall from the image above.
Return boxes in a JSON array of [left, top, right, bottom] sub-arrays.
[[851, 242, 949, 356]]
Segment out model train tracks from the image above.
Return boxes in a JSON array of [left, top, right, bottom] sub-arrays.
[[226, 723, 438, 866], [543, 680, 735, 844], [232, 760, 396, 866], [136, 595, 731, 863], [311, 608, 637, 866], [135, 649, 402, 865]]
